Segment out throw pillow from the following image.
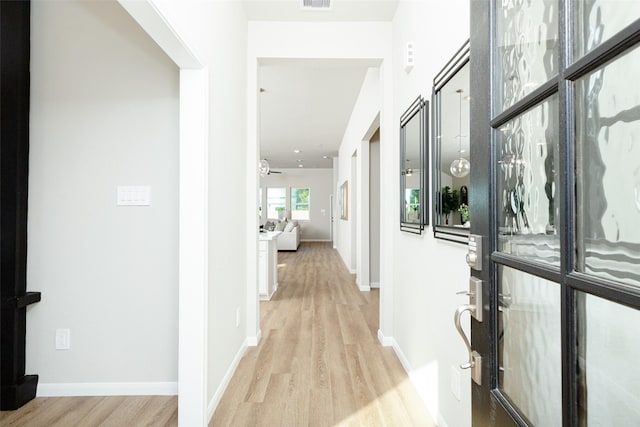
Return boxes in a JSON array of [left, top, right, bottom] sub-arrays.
[[275, 221, 286, 232], [284, 221, 295, 232]]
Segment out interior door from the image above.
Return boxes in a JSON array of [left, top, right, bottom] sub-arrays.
[[469, 1, 640, 425]]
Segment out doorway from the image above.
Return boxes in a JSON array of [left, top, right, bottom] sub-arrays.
[[369, 129, 381, 289]]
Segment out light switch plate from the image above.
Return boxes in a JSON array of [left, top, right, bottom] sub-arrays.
[[117, 186, 151, 206], [56, 328, 71, 350]]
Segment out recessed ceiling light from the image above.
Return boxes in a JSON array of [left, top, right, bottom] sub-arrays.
[[298, 164, 304, 168], [323, 155, 329, 159], [296, 159, 304, 163], [293, 149, 301, 154]]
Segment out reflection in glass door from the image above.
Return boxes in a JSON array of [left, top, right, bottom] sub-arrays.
[[470, 1, 640, 425]]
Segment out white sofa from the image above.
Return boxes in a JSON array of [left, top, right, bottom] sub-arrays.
[[277, 224, 300, 251]]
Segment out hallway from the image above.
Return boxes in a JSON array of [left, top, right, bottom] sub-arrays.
[[210, 242, 433, 426]]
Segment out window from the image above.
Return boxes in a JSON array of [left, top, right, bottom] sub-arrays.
[[291, 187, 310, 221], [405, 188, 420, 221], [266, 187, 286, 220]]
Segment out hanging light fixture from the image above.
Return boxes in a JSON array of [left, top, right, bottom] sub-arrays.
[[450, 88, 470, 178], [259, 159, 270, 177]]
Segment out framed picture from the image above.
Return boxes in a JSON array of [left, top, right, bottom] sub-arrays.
[[340, 180, 348, 220]]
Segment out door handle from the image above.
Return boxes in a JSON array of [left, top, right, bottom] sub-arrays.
[[454, 277, 483, 385], [454, 304, 475, 369], [454, 304, 482, 385]]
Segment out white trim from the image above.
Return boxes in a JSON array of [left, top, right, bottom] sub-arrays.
[[377, 329, 393, 347], [390, 337, 412, 374], [178, 67, 209, 427], [117, 0, 201, 68], [370, 282, 380, 289], [260, 286, 277, 301], [349, 268, 356, 274], [247, 329, 262, 347], [390, 337, 440, 427], [117, 3, 208, 426], [207, 339, 249, 422], [437, 414, 451, 427], [359, 284, 371, 292], [37, 382, 177, 397]]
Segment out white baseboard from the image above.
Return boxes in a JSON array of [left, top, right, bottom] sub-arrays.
[[359, 284, 371, 292], [437, 414, 451, 427], [390, 337, 412, 374], [370, 282, 380, 289], [37, 382, 177, 397], [389, 337, 441, 427], [349, 268, 356, 274], [207, 338, 249, 422], [247, 329, 262, 347], [260, 285, 277, 301], [377, 329, 393, 347]]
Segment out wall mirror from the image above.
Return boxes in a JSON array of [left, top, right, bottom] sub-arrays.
[[432, 40, 470, 243], [400, 96, 428, 234]]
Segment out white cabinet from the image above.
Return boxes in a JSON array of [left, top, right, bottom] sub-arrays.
[[258, 231, 280, 300]]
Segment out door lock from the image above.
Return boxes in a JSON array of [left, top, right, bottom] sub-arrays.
[[466, 234, 483, 271]]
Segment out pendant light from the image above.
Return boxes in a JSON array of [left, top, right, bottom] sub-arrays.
[[259, 159, 270, 177], [450, 88, 470, 178]]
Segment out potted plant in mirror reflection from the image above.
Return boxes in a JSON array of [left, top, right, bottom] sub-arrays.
[[441, 186, 459, 225], [459, 203, 470, 227]]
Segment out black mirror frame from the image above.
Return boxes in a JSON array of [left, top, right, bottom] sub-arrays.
[[432, 40, 470, 244], [400, 96, 428, 234]]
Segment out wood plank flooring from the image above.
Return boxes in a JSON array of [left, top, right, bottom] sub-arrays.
[[0, 243, 432, 427], [210, 242, 433, 427], [0, 395, 177, 426]]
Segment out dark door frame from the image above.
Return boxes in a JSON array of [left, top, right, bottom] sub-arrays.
[[0, 0, 41, 410]]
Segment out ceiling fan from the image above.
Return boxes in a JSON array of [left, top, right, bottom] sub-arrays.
[[259, 159, 283, 177]]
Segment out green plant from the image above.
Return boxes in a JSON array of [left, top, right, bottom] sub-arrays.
[[458, 203, 470, 223], [441, 186, 459, 216]]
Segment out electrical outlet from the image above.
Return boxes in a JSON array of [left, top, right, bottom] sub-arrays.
[[451, 365, 461, 401], [236, 307, 241, 327], [56, 329, 71, 350]]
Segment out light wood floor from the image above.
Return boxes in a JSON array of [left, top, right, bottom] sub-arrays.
[[210, 242, 433, 427], [0, 243, 432, 427], [0, 395, 177, 426]]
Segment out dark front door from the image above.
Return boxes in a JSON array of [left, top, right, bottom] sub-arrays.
[[469, 1, 640, 425]]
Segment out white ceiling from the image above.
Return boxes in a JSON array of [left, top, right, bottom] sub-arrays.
[[244, 0, 398, 22], [250, 0, 397, 170], [259, 58, 379, 169]]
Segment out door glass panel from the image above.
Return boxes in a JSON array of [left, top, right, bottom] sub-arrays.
[[495, 0, 559, 113], [498, 266, 562, 426], [576, 44, 640, 287], [575, 0, 640, 58], [497, 95, 560, 265], [577, 292, 640, 425]]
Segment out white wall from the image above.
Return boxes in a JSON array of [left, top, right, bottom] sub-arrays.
[[260, 168, 333, 241], [27, 0, 178, 389], [391, 2, 471, 427], [336, 68, 381, 277], [158, 0, 249, 415]]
